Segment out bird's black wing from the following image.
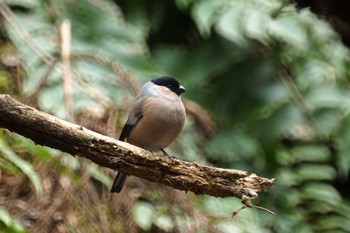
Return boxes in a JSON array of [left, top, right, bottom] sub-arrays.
[[119, 123, 133, 141], [112, 102, 143, 193], [119, 109, 143, 141]]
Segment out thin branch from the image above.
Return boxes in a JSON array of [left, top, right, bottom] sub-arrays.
[[26, 59, 58, 103], [0, 94, 275, 199], [60, 20, 75, 122]]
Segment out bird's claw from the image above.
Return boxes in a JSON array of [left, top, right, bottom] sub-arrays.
[[161, 149, 176, 159]]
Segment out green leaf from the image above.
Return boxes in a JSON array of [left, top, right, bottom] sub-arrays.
[[277, 169, 299, 187], [290, 145, 331, 163], [204, 129, 259, 166], [4, 0, 37, 8], [134, 202, 154, 231], [13, 135, 57, 162], [91, 165, 112, 187], [301, 183, 341, 207], [215, 5, 247, 46], [335, 116, 350, 178], [314, 215, 350, 232], [245, 8, 270, 43], [257, 104, 304, 143], [154, 215, 173, 232], [268, 14, 308, 50], [296, 164, 336, 181], [0, 139, 42, 194], [306, 85, 350, 111], [192, 0, 227, 37], [0, 208, 27, 233]]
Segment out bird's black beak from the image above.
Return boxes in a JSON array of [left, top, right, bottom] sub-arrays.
[[177, 85, 186, 95]]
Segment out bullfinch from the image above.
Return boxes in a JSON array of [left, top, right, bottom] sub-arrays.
[[111, 76, 186, 193]]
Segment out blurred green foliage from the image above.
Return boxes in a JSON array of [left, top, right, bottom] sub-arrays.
[[0, 137, 42, 194], [0, 208, 27, 233], [1, 0, 350, 232]]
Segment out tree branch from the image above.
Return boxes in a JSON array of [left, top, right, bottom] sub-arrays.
[[0, 94, 275, 199]]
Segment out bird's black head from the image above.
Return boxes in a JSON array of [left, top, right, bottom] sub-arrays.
[[151, 76, 185, 96]]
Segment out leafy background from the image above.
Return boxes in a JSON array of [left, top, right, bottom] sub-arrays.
[[1, 0, 350, 232]]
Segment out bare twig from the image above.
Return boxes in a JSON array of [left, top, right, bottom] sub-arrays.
[[232, 196, 276, 217], [0, 94, 275, 198], [60, 20, 75, 122], [26, 59, 58, 103]]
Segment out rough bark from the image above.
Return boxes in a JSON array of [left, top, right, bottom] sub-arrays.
[[0, 94, 275, 198]]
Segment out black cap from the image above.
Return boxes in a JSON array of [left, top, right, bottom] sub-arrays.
[[151, 76, 185, 96]]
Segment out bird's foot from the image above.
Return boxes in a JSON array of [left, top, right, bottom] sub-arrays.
[[143, 147, 158, 159], [161, 149, 176, 159]]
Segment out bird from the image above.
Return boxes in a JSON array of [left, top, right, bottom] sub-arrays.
[[111, 76, 186, 193]]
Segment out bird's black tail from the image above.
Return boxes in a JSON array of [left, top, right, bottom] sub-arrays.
[[111, 172, 127, 193]]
